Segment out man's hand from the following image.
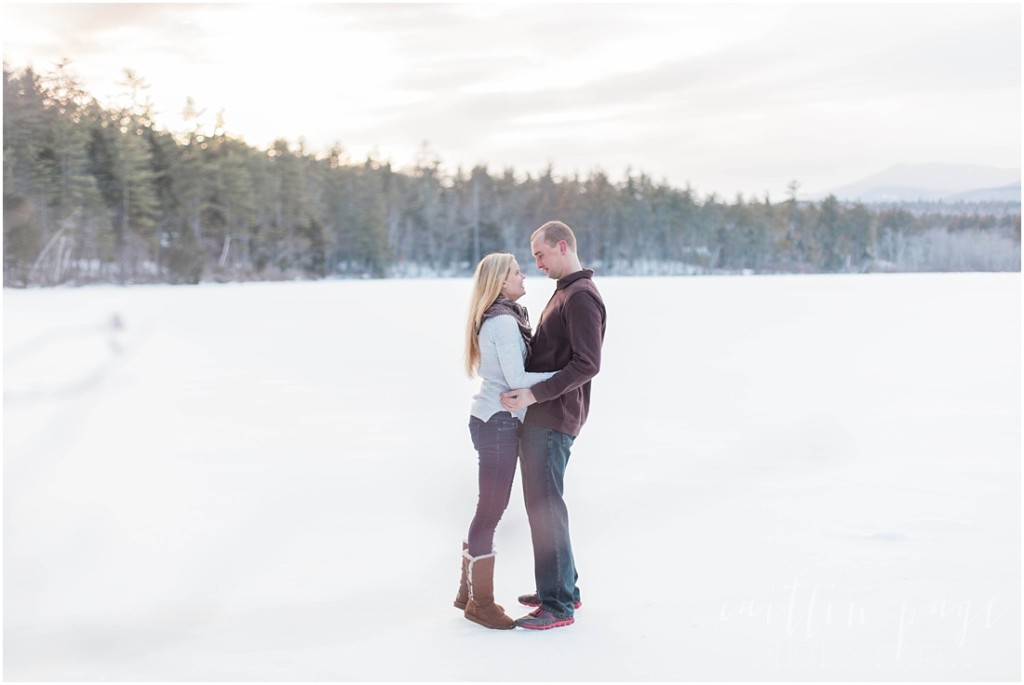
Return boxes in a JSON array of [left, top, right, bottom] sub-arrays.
[[500, 388, 536, 412]]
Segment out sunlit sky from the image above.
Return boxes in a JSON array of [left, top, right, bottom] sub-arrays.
[[2, 1, 1021, 198]]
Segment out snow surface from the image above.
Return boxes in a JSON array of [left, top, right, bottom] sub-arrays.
[[3, 273, 1020, 681]]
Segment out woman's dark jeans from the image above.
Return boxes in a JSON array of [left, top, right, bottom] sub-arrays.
[[519, 421, 580, 618], [467, 411, 521, 557]]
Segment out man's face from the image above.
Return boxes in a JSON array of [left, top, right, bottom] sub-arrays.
[[531, 236, 566, 280]]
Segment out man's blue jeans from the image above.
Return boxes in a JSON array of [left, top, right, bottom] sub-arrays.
[[519, 421, 580, 618]]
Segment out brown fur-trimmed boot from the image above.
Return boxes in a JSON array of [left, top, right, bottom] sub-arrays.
[[455, 542, 504, 612], [454, 541, 470, 610], [464, 550, 515, 630]]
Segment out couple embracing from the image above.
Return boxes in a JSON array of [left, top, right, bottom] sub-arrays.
[[454, 220, 607, 631]]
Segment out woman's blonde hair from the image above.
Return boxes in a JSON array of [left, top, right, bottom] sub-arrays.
[[464, 252, 517, 378]]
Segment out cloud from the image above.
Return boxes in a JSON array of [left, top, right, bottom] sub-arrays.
[[5, 4, 195, 61], [2, 1, 1018, 198]]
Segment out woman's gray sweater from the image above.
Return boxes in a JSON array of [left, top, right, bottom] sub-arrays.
[[471, 314, 556, 422]]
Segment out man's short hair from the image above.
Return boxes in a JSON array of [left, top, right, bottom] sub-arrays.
[[532, 220, 577, 251]]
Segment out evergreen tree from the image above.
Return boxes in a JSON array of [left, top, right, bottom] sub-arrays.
[[3, 63, 1019, 285]]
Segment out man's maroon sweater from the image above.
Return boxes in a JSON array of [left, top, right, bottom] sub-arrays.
[[525, 269, 607, 437]]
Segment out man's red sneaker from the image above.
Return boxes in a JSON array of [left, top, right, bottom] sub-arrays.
[[517, 593, 582, 610], [515, 609, 575, 630]]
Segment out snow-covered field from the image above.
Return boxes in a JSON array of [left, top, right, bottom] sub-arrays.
[[3, 272, 1020, 681]]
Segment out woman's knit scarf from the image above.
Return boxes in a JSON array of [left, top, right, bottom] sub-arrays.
[[481, 295, 534, 364]]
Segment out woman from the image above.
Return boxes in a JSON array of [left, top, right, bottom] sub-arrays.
[[454, 252, 556, 630]]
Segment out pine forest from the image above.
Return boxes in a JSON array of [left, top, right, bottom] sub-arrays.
[[4, 63, 1020, 287]]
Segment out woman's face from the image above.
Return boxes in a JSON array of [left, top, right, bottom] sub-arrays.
[[500, 260, 527, 301]]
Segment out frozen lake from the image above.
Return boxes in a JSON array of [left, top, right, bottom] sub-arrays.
[[3, 272, 1020, 681]]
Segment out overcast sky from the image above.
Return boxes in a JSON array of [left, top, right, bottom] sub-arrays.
[[3, 1, 1020, 198]]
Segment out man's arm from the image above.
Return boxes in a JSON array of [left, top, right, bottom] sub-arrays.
[[488, 316, 557, 389], [500, 291, 603, 410]]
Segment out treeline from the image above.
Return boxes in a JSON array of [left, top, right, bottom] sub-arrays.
[[4, 63, 1020, 287]]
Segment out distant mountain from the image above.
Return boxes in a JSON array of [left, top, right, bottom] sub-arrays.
[[824, 163, 1021, 203], [946, 182, 1021, 203]]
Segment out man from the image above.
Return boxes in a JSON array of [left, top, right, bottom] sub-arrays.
[[500, 220, 606, 630]]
